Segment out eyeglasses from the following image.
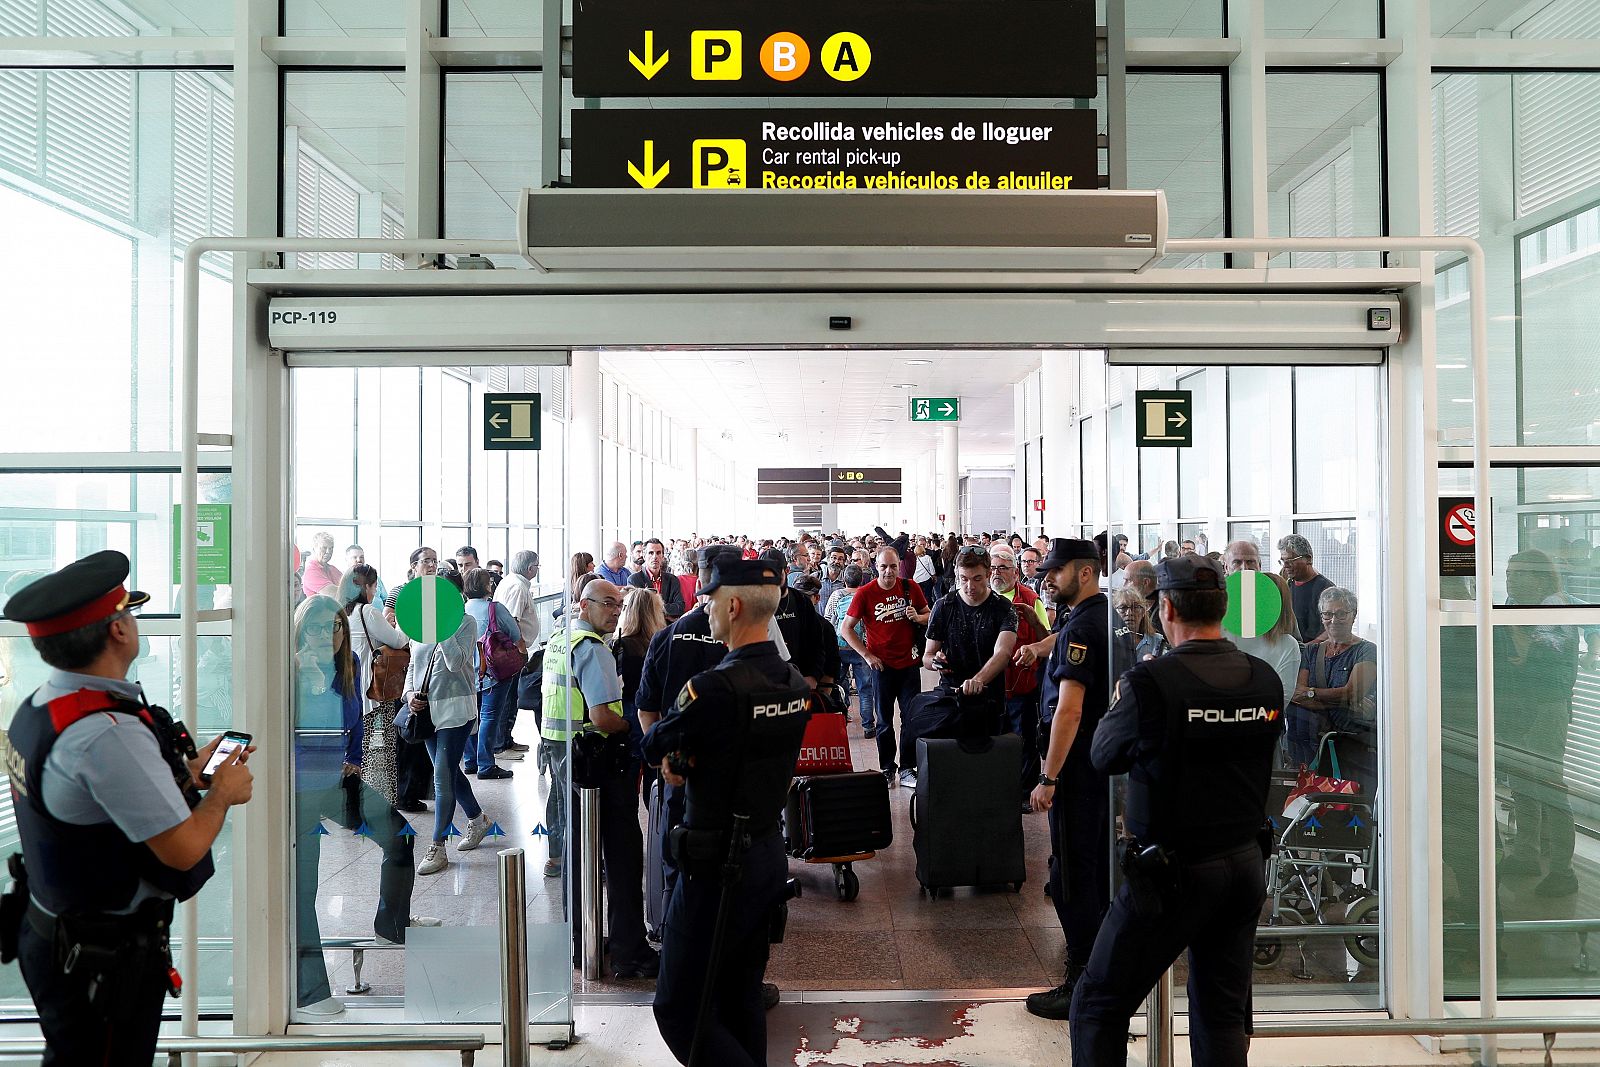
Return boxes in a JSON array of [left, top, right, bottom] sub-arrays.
[[584, 596, 624, 609], [1319, 609, 1353, 620], [957, 546, 990, 561], [993, 563, 1016, 572], [1279, 554, 1307, 565]]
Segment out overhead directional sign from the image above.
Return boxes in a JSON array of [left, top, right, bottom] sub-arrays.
[[484, 392, 541, 451], [1134, 390, 1192, 448], [572, 109, 1097, 192], [758, 467, 902, 505], [910, 397, 960, 422], [573, 0, 1096, 99]]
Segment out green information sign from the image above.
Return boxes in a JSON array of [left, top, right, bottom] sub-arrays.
[[1134, 390, 1193, 448], [394, 575, 467, 644], [171, 503, 232, 585], [1222, 570, 1283, 640], [909, 397, 960, 422]]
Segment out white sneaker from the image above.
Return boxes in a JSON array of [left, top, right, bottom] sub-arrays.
[[299, 995, 345, 1017], [373, 916, 443, 946], [458, 813, 491, 851], [417, 842, 448, 875]]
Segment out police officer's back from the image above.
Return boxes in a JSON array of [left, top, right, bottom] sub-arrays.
[[1069, 555, 1283, 1067], [643, 557, 810, 1067], [1, 552, 254, 1066]]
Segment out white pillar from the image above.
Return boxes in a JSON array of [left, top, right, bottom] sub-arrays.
[[569, 350, 602, 558], [940, 423, 960, 532], [687, 427, 700, 535], [1040, 351, 1076, 536]]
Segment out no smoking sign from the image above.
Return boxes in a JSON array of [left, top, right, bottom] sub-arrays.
[[1439, 497, 1479, 578]]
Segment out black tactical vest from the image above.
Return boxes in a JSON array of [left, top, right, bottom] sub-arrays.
[[1123, 644, 1284, 859], [683, 656, 811, 838], [8, 689, 214, 914]]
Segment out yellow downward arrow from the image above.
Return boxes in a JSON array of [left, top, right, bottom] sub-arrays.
[[628, 30, 668, 79], [627, 140, 670, 189]]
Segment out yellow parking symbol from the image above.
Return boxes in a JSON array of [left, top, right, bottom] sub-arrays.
[[691, 30, 742, 80], [693, 140, 747, 188]]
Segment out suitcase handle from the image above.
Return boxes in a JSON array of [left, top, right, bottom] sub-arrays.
[[909, 793, 918, 830]]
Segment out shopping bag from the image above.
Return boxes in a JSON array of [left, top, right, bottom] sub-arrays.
[[1283, 734, 1359, 820], [795, 711, 853, 775]]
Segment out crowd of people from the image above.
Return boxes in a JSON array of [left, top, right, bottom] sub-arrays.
[[285, 523, 1392, 1014]]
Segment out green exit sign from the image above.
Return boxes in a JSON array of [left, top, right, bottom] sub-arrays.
[[910, 397, 960, 422]]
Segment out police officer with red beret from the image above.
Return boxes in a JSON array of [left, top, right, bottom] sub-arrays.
[[1, 551, 254, 1065]]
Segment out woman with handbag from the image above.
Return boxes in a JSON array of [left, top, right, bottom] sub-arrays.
[[464, 568, 525, 780], [343, 565, 411, 809], [403, 612, 494, 876], [293, 596, 435, 1016]]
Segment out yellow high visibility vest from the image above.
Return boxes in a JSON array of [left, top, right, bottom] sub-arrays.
[[541, 626, 601, 742]]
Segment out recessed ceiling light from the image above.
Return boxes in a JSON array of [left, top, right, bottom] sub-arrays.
[[904, 359, 933, 366], [894, 383, 915, 389], [874, 418, 894, 423], [717, 359, 745, 367]]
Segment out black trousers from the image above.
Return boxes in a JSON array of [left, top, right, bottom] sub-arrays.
[[395, 733, 434, 805], [871, 663, 923, 772], [18, 915, 169, 1067], [599, 760, 651, 970], [1004, 690, 1040, 806], [1070, 841, 1264, 1067], [1047, 777, 1112, 969], [653, 833, 783, 1067]]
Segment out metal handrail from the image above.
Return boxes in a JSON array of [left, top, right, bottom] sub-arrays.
[[0, 1034, 485, 1067], [1251, 1017, 1600, 1067]]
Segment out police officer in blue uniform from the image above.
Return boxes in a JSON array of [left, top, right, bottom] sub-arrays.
[[1026, 538, 1116, 1019], [644, 556, 811, 1067], [0, 551, 254, 1066], [1070, 554, 1284, 1067]]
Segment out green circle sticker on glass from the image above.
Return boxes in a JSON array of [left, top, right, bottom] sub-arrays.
[[1222, 570, 1282, 639], [394, 575, 466, 644]]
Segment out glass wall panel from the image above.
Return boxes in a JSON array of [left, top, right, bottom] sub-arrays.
[[1439, 621, 1600, 998], [1126, 73, 1227, 267], [442, 72, 543, 268], [1177, 370, 1213, 518], [1266, 73, 1383, 268], [0, 70, 234, 449], [1439, 465, 1600, 605], [1434, 0, 1600, 38], [283, 0, 404, 35], [1129, 0, 1224, 37], [282, 72, 406, 269], [1294, 366, 1365, 513], [1294, 516, 1360, 592], [1266, 0, 1380, 37], [448, 0, 542, 38], [4, 0, 231, 35], [1229, 367, 1277, 516], [1229, 520, 1273, 560]]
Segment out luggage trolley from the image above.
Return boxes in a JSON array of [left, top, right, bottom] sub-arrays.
[[783, 703, 893, 902], [1255, 734, 1380, 974]]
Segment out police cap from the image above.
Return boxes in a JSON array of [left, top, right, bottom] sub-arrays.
[[1156, 553, 1225, 591], [697, 544, 742, 574], [1038, 537, 1100, 573], [701, 557, 785, 596], [2, 550, 149, 637]]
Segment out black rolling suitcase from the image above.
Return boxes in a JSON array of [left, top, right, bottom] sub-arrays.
[[785, 772, 893, 861], [911, 734, 1026, 897]]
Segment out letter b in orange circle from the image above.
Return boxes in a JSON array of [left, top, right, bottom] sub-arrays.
[[761, 31, 810, 81]]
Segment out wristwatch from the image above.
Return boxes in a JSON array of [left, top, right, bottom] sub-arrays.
[[1038, 773, 1057, 787], [1306, 688, 1317, 701]]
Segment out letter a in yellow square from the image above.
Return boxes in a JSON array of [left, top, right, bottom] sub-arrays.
[[691, 31, 742, 80], [693, 140, 747, 188]]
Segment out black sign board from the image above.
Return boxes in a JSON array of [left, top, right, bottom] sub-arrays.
[[1439, 496, 1477, 578], [572, 109, 1098, 191], [758, 466, 903, 504], [794, 505, 823, 527], [573, 0, 1096, 99], [483, 392, 541, 451], [1133, 390, 1193, 449]]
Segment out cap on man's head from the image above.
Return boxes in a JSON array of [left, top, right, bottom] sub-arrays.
[[701, 557, 784, 596], [698, 545, 741, 573], [3, 550, 149, 637], [760, 548, 787, 568], [1038, 538, 1100, 573], [1156, 554, 1225, 591]]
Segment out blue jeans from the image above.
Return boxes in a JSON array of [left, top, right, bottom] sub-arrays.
[[467, 676, 515, 772], [838, 646, 878, 729], [426, 723, 483, 843]]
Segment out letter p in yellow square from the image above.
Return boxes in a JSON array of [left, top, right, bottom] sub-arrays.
[[693, 139, 747, 188], [691, 31, 742, 80]]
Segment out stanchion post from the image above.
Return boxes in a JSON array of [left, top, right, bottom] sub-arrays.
[[1146, 966, 1175, 1067], [580, 787, 604, 980], [498, 848, 530, 1067]]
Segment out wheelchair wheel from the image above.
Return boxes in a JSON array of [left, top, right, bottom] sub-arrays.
[[1344, 893, 1380, 968], [1254, 906, 1305, 970]]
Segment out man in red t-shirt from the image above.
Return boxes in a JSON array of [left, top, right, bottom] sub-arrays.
[[840, 548, 930, 784]]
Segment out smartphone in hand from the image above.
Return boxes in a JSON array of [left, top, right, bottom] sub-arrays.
[[202, 731, 253, 784]]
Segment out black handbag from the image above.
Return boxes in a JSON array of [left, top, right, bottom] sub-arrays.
[[517, 648, 545, 710], [396, 657, 437, 744], [570, 729, 629, 788]]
